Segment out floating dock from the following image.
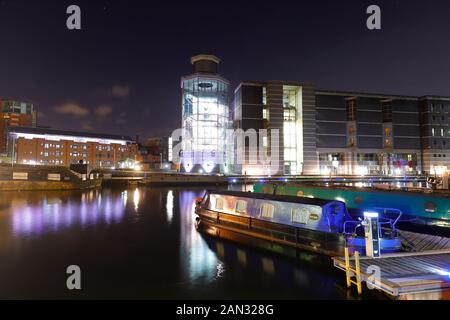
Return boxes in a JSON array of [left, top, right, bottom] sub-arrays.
[[333, 231, 450, 300]]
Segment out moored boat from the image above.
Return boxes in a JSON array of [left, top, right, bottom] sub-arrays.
[[194, 190, 401, 257], [253, 182, 450, 228]]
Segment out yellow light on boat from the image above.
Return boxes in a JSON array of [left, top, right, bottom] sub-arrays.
[[335, 197, 346, 203]]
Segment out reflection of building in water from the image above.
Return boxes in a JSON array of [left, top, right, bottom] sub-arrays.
[[179, 190, 218, 283], [166, 190, 174, 224], [11, 190, 126, 236], [261, 257, 275, 275], [216, 242, 225, 259], [237, 249, 247, 267], [133, 188, 140, 211]]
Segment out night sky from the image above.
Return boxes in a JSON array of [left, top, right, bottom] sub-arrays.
[[1, 0, 450, 139]]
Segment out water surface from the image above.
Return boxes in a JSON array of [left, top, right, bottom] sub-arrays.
[[0, 186, 377, 299]]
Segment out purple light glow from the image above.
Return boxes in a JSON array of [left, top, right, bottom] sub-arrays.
[[11, 193, 126, 236]]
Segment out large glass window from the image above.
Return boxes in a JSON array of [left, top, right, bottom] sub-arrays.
[[181, 76, 231, 172], [282, 86, 302, 175]]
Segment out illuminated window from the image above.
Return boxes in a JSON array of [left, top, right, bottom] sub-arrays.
[[181, 77, 230, 170], [348, 137, 355, 147], [215, 198, 224, 210], [168, 137, 173, 162], [235, 200, 247, 214], [384, 127, 392, 146], [260, 203, 274, 219], [291, 207, 310, 224], [282, 85, 301, 175], [263, 108, 269, 120], [262, 87, 267, 105]]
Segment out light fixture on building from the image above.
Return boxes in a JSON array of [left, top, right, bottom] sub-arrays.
[[355, 166, 368, 176]]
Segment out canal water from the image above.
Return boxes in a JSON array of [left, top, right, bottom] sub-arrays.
[[0, 186, 380, 299]]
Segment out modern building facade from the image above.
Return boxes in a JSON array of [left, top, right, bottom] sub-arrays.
[[419, 97, 450, 175], [180, 55, 232, 174], [234, 81, 317, 175], [146, 136, 172, 163], [7, 126, 137, 168], [316, 91, 420, 175], [0, 99, 37, 155], [234, 81, 450, 176]]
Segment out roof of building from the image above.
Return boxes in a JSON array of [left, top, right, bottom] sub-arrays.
[[234, 81, 450, 100], [315, 89, 419, 100], [7, 126, 134, 142], [191, 54, 221, 65]]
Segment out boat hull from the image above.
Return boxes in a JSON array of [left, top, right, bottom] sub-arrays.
[[196, 208, 401, 257], [196, 208, 346, 256]]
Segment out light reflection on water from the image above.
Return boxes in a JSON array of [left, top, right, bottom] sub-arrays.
[[0, 186, 363, 299], [332, 181, 428, 188], [179, 190, 220, 285], [10, 190, 127, 236]]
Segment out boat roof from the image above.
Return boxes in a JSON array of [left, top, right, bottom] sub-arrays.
[[207, 190, 341, 207], [265, 182, 450, 198]]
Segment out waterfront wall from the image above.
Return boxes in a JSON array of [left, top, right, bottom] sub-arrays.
[[0, 180, 88, 191], [0, 163, 100, 191]]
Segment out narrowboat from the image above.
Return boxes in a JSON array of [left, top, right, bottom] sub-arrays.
[[194, 190, 401, 257], [253, 182, 450, 228]]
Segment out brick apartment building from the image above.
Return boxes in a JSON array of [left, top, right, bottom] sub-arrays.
[[7, 126, 138, 168], [0, 99, 37, 155]]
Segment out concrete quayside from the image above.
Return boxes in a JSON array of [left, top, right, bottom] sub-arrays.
[[0, 163, 101, 191]]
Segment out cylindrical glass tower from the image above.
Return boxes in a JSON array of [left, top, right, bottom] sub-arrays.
[[181, 55, 231, 174]]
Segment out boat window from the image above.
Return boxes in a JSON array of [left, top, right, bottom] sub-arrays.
[[215, 197, 224, 210], [291, 207, 310, 224], [260, 203, 274, 219], [235, 200, 247, 214]]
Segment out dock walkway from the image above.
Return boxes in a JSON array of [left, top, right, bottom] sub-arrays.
[[400, 230, 450, 252], [333, 231, 450, 299], [333, 250, 450, 299]]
